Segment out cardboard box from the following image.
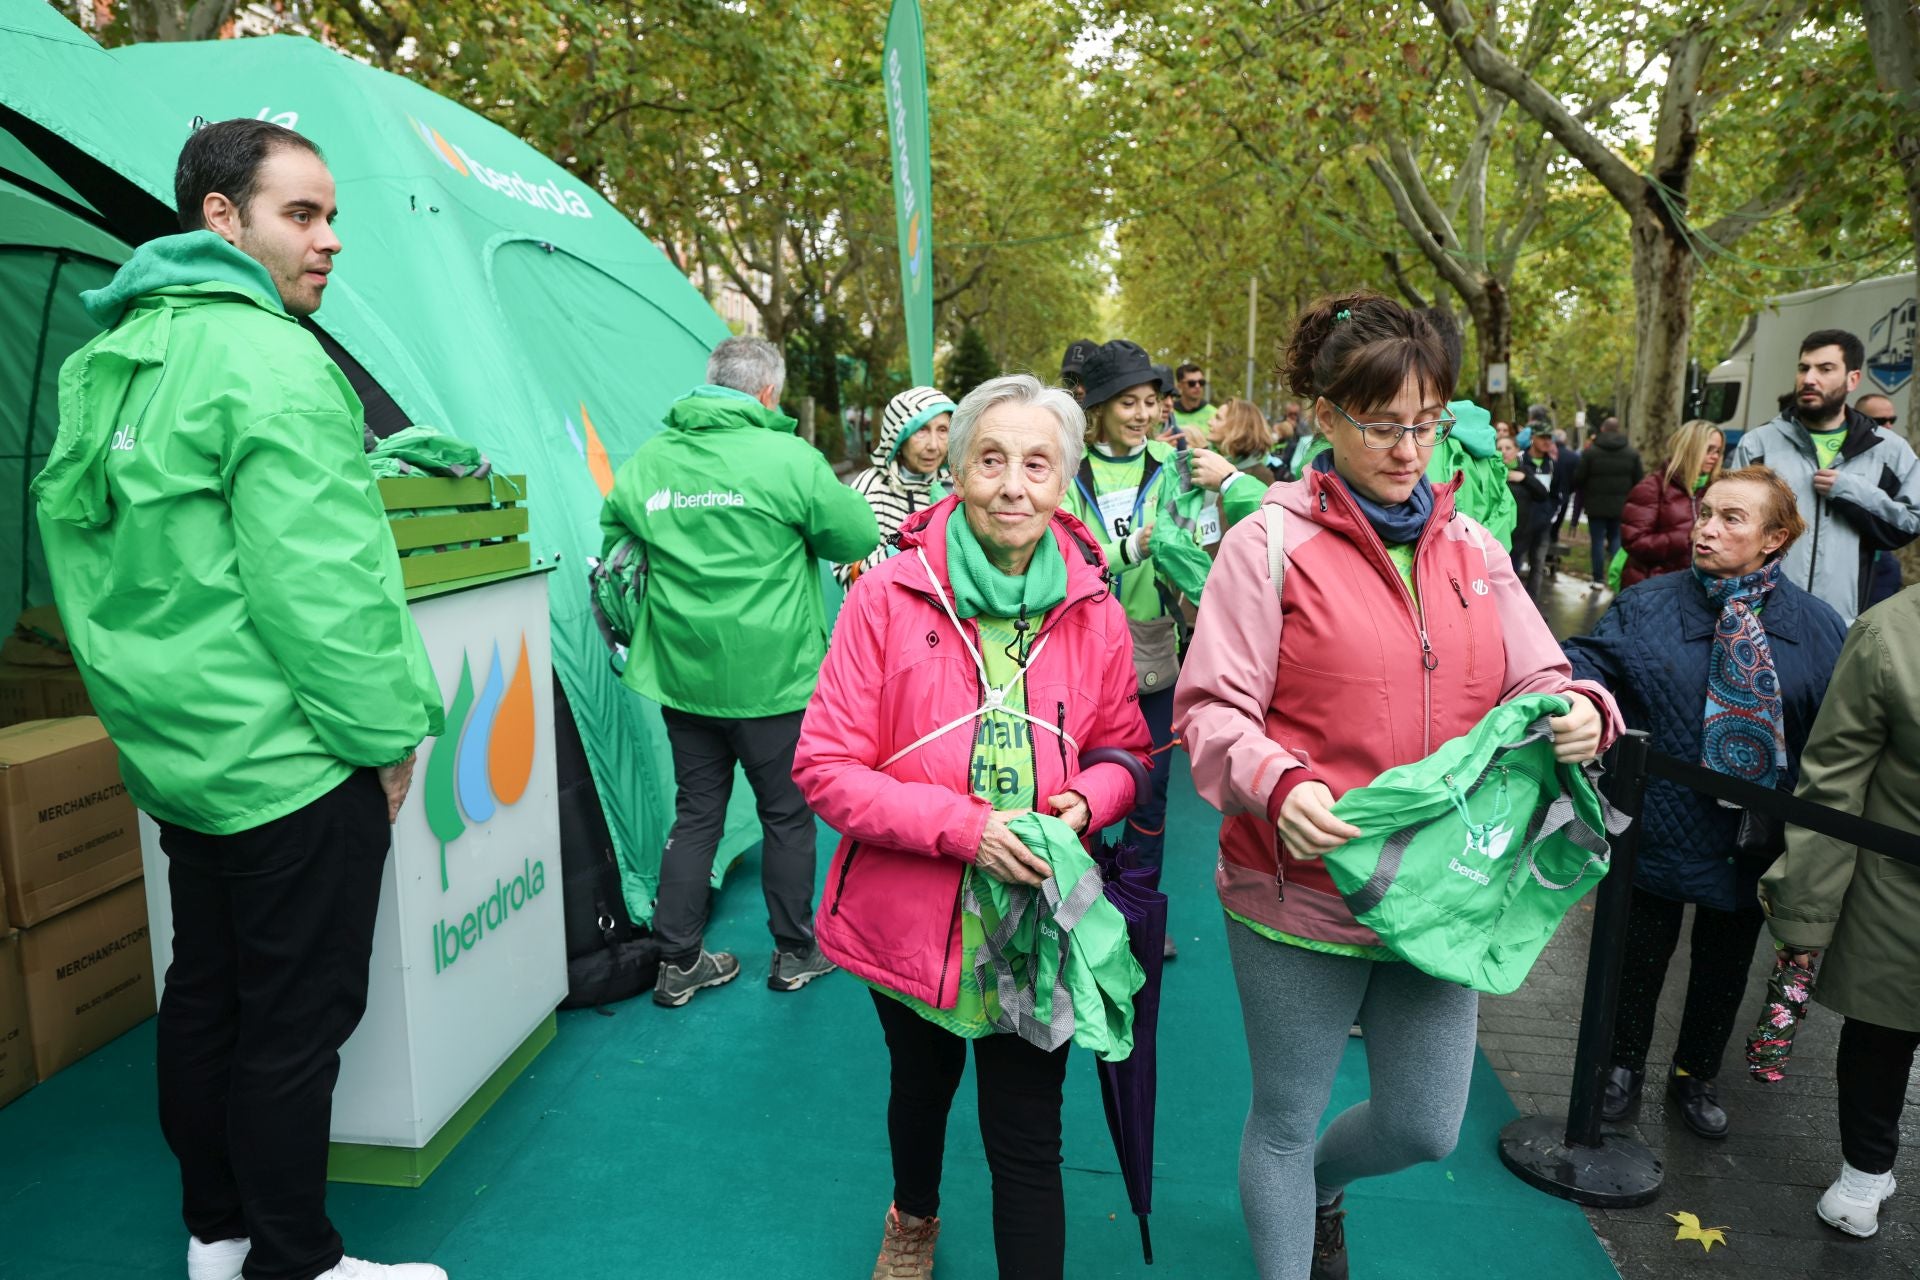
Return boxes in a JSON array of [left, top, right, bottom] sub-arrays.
[[18, 880, 154, 1079], [0, 718, 141, 927], [36, 671, 94, 719], [0, 933, 33, 1108], [0, 666, 46, 729]]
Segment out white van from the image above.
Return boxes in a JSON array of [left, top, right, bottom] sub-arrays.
[[1701, 273, 1915, 436]]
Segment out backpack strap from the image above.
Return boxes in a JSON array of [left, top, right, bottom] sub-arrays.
[[1264, 502, 1287, 604]]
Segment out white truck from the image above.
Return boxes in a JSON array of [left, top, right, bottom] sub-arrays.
[[1701, 272, 1915, 440]]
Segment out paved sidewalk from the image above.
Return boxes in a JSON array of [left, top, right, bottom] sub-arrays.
[[1485, 570, 1919, 1277]]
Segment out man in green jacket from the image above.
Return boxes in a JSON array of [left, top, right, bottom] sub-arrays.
[[33, 121, 444, 1280], [600, 336, 879, 1007]]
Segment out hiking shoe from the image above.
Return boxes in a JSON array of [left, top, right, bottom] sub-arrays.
[[653, 949, 740, 1007], [769, 942, 836, 992], [1311, 1193, 1349, 1280], [871, 1203, 940, 1279], [312, 1260, 448, 1280], [1666, 1068, 1727, 1138], [187, 1237, 248, 1280], [1818, 1162, 1897, 1238]]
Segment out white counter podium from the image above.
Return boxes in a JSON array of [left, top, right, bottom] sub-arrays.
[[141, 565, 566, 1187]]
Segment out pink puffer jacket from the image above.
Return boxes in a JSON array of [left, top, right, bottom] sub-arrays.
[[1174, 470, 1624, 948], [794, 497, 1151, 1007]]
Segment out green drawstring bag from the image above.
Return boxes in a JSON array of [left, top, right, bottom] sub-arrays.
[[1607, 546, 1628, 593], [1147, 452, 1216, 602], [966, 812, 1144, 1062], [1324, 693, 1628, 995]]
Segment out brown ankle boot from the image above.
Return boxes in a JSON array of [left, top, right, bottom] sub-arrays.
[[871, 1203, 940, 1279]]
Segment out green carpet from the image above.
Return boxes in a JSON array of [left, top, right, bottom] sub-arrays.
[[0, 758, 1616, 1278]]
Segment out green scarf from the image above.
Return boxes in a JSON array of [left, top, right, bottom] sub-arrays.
[[945, 509, 1068, 620]]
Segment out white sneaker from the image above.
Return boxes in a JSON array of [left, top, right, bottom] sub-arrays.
[[313, 1258, 449, 1279], [187, 1236, 249, 1280], [1817, 1162, 1897, 1238]]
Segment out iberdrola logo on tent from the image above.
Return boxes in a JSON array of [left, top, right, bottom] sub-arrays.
[[424, 635, 538, 891], [409, 114, 595, 220]]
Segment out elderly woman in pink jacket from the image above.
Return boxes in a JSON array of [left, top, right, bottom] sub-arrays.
[[795, 374, 1150, 1280]]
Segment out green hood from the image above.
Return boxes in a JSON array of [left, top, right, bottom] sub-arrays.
[[80, 229, 285, 326], [1446, 399, 1498, 459], [35, 233, 289, 531], [664, 384, 800, 436]]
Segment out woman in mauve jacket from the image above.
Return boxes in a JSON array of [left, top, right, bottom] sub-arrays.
[[1619, 418, 1724, 587], [1175, 293, 1620, 1280]]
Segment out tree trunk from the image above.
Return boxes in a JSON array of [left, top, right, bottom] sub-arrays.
[[1623, 204, 1694, 461], [1471, 281, 1513, 425], [1860, 0, 1920, 446]]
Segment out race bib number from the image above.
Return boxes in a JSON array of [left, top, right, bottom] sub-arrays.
[[1197, 493, 1224, 547], [1096, 485, 1140, 540]]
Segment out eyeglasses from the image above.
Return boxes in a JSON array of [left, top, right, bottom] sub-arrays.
[[1328, 401, 1456, 450], [1869, 414, 1898, 427], [1181, 378, 1206, 388]]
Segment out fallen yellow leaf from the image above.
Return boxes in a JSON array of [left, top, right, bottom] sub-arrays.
[[1668, 1210, 1729, 1251]]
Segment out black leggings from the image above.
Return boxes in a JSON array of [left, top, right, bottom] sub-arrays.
[[871, 990, 1071, 1279], [1838, 1017, 1920, 1176], [1610, 885, 1764, 1078]]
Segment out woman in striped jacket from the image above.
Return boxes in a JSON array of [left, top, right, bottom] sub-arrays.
[[835, 386, 957, 588]]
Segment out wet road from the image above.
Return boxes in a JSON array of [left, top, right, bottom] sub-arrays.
[[1534, 571, 1613, 643]]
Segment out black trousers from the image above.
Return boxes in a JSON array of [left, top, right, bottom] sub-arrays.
[[1510, 527, 1550, 599], [1610, 885, 1765, 1078], [871, 990, 1071, 1280], [1837, 1017, 1920, 1175], [653, 707, 816, 965], [156, 771, 390, 1280]]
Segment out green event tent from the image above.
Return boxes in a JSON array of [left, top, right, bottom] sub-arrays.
[[0, 4, 796, 921]]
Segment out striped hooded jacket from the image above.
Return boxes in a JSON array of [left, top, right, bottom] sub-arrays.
[[835, 386, 957, 588]]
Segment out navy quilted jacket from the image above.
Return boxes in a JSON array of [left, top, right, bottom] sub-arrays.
[[1564, 570, 1847, 911]]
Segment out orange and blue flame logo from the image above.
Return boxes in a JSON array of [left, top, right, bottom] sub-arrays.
[[424, 635, 536, 890], [409, 115, 470, 177]]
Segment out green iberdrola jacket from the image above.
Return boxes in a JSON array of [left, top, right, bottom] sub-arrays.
[[33, 232, 443, 835], [599, 385, 880, 717]]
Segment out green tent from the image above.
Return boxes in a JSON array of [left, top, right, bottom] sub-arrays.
[[0, 6, 779, 921]]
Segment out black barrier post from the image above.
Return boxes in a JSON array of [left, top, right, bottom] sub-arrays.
[[1498, 731, 1664, 1207]]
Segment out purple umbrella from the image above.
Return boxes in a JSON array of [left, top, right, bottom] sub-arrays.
[[1082, 748, 1167, 1264]]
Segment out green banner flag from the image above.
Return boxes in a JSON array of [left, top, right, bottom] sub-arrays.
[[883, 0, 935, 385]]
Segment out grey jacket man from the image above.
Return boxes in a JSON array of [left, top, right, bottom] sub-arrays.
[[1732, 406, 1920, 623]]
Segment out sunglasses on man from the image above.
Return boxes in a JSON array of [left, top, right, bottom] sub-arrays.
[[1181, 377, 1206, 388], [1868, 413, 1899, 427]]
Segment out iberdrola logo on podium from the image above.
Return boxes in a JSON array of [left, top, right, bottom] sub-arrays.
[[423, 635, 546, 974]]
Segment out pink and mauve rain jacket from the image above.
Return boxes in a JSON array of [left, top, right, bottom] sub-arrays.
[[794, 497, 1151, 1008], [1174, 470, 1623, 949]]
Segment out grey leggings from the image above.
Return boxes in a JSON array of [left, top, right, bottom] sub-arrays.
[[1227, 919, 1480, 1279]]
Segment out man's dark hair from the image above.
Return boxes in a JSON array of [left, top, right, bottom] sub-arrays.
[[1800, 328, 1864, 373], [1175, 362, 1204, 382], [175, 118, 324, 233]]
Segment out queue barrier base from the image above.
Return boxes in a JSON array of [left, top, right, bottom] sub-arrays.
[[1497, 1113, 1663, 1209], [326, 1011, 556, 1189]]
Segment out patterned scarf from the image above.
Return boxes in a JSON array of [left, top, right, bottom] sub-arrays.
[[1696, 561, 1786, 788]]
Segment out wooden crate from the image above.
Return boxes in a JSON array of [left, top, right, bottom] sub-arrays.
[[378, 474, 531, 589]]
